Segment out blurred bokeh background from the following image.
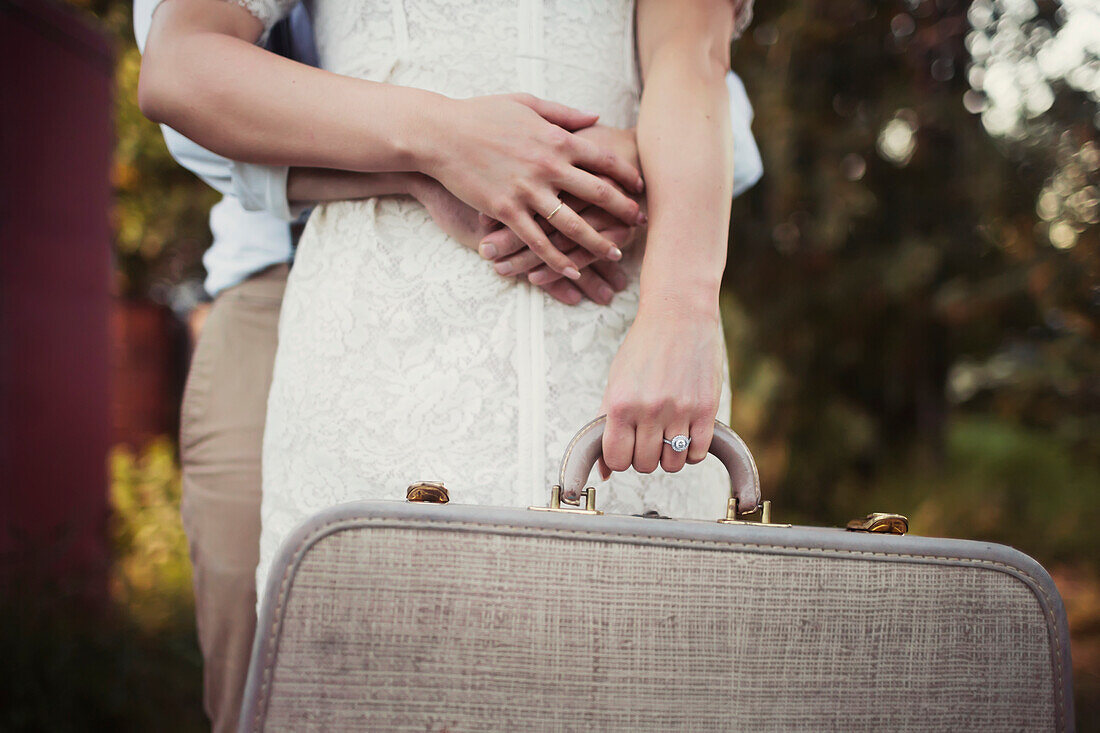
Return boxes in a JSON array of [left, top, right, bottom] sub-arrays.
[[1, 0, 1097, 729]]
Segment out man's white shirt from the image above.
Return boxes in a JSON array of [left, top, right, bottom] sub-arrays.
[[133, 0, 763, 298]]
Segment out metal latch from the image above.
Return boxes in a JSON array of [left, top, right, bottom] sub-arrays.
[[528, 484, 602, 515], [406, 481, 449, 504], [846, 513, 908, 535], [717, 497, 791, 527]]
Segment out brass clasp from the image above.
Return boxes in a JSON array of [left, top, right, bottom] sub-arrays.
[[406, 481, 450, 504], [528, 484, 603, 515], [845, 513, 909, 535], [717, 498, 791, 527]]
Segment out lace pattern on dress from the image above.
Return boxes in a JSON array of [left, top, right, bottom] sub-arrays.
[[257, 0, 739, 593]]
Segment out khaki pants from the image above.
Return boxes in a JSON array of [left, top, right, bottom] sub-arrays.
[[179, 264, 288, 733]]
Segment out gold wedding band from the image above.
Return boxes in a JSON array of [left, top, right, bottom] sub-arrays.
[[545, 201, 564, 221]]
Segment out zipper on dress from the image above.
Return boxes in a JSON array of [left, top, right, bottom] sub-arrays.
[[516, 0, 546, 506]]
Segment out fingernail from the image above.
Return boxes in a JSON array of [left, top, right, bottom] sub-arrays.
[[608, 247, 623, 261], [598, 285, 614, 303], [564, 267, 581, 281], [528, 270, 551, 285], [479, 242, 497, 259], [637, 211, 648, 225], [566, 289, 582, 305], [635, 177, 645, 192], [495, 261, 513, 276]]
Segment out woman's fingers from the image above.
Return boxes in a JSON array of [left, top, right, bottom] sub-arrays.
[[558, 170, 645, 228], [632, 420, 664, 474], [531, 194, 624, 262], [600, 409, 716, 478], [569, 135, 645, 194], [686, 418, 714, 466], [476, 185, 615, 263], [528, 246, 629, 292], [595, 399, 613, 481], [511, 93, 600, 131], [478, 193, 590, 261], [499, 210, 581, 279], [526, 228, 630, 282], [510, 94, 644, 192], [494, 236, 575, 277], [504, 219, 630, 280], [600, 413, 635, 476], [659, 423, 692, 473], [477, 193, 607, 263]]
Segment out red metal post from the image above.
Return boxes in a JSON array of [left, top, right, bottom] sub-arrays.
[[0, 0, 114, 598]]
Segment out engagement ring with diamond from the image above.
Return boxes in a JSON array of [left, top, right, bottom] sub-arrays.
[[663, 435, 691, 452]]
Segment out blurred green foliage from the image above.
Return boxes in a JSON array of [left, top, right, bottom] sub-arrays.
[[725, 0, 1098, 498], [723, 1, 1099, 720], [109, 439, 194, 630]]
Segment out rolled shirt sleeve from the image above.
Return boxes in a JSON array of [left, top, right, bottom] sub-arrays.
[[230, 161, 310, 221], [230, 3, 316, 220], [135, 0, 238, 195]]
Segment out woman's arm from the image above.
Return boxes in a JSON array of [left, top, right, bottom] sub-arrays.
[[139, 0, 645, 278], [596, 0, 741, 484]]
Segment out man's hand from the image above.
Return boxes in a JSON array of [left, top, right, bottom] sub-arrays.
[[408, 176, 630, 306]]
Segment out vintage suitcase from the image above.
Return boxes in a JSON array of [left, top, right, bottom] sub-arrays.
[[239, 418, 1074, 731]]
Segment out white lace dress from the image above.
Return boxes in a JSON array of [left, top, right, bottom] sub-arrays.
[[250, 0, 749, 589]]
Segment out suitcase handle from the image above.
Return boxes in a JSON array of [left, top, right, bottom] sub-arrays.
[[556, 415, 762, 516]]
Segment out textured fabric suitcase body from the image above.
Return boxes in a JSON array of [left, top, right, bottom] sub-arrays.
[[240, 419, 1074, 732]]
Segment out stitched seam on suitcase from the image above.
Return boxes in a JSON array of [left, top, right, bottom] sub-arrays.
[[255, 516, 1067, 731]]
